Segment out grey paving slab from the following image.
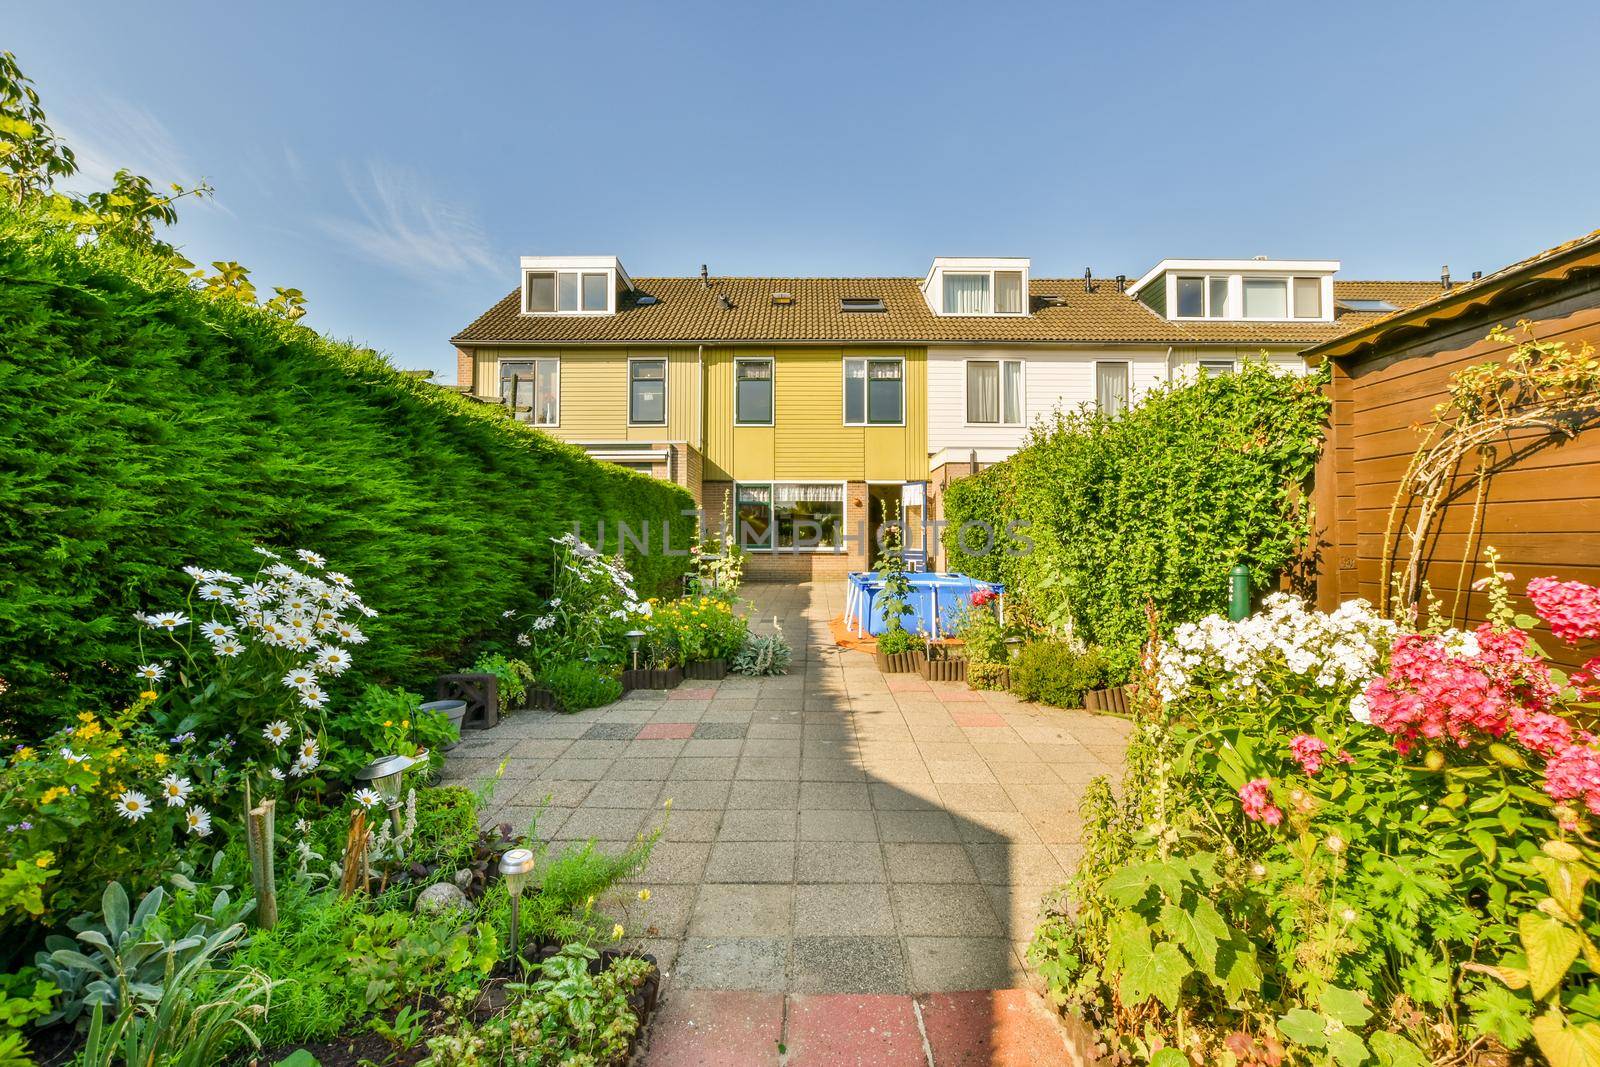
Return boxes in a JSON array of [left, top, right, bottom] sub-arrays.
[[790, 936, 909, 994]]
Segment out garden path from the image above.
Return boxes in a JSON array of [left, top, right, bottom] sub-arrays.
[[442, 581, 1128, 1062]]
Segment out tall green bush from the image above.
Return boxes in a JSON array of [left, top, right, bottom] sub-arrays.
[[0, 208, 694, 728], [944, 363, 1329, 676]]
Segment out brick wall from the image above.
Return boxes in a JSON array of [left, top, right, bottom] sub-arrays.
[[456, 347, 475, 390]]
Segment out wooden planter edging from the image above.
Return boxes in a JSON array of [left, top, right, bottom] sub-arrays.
[[435, 672, 499, 730], [684, 658, 728, 681], [919, 651, 967, 682], [875, 650, 922, 674], [622, 666, 683, 691], [1084, 685, 1134, 715], [523, 687, 558, 712]]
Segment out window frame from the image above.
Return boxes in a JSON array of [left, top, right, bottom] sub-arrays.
[[937, 268, 1028, 317], [963, 358, 1025, 427], [523, 269, 613, 316], [733, 357, 775, 427], [733, 480, 849, 553], [1094, 359, 1132, 418], [627, 356, 669, 427], [842, 357, 906, 427], [498, 357, 561, 427], [1168, 272, 1329, 322], [1197, 358, 1237, 380], [1172, 274, 1232, 319]]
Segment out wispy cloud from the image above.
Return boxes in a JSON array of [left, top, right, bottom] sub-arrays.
[[55, 98, 199, 196], [319, 160, 499, 283]]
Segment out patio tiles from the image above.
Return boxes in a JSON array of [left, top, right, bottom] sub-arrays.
[[788, 938, 911, 995], [949, 709, 1008, 727], [937, 688, 988, 702], [581, 722, 644, 740], [637, 722, 696, 740], [918, 989, 1076, 1065], [670, 687, 719, 700], [782, 993, 925, 1065], [692, 722, 748, 739], [641, 989, 785, 1067]]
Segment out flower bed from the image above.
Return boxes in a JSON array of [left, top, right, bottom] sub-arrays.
[[1030, 567, 1600, 1065]]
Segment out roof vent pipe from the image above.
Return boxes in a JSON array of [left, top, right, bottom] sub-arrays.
[[1083, 267, 1092, 292], [1441, 265, 1451, 290], [1115, 274, 1127, 293], [717, 293, 734, 311], [700, 264, 709, 288], [1471, 270, 1483, 281]]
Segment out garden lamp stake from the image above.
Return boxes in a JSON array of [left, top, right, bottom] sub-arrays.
[[499, 847, 536, 964]]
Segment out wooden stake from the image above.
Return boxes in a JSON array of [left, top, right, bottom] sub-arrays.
[[246, 798, 278, 930], [339, 808, 370, 898]]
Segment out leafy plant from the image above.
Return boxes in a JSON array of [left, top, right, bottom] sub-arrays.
[[470, 652, 536, 710], [731, 622, 791, 676], [541, 660, 623, 714], [1009, 641, 1106, 707], [876, 627, 926, 657], [76, 958, 272, 1067]]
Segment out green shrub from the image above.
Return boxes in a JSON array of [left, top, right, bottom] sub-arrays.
[[966, 660, 1010, 691], [540, 660, 622, 713], [471, 653, 536, 709], [942, 363, 1328, 677], [730, 625, 791, 676], [0, 207, 693, 729], [875, 627, 926, 656], [1009, 641, 1107, 707]]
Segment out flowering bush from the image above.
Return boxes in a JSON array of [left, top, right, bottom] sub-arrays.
[[644, 597, 749, 666], [689, 501, 746, 602], [512, 535, 652, 671], [1031, 563, 1600, 1066]]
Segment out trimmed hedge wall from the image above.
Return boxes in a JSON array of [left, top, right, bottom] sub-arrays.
[[0, 210, 694, 728], [943, 363, 1330, 677]]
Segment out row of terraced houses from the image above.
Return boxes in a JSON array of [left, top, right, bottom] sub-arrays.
[[452, 254, 1439, 579]]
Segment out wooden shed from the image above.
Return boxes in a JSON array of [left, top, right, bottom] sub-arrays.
[[1306, 229, 1600, 646]]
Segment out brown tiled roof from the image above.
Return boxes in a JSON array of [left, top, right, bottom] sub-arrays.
[[452, 277, 1440, 347]]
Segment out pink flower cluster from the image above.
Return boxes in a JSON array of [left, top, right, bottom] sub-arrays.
[[1288, 734, 1328, 775], [1361, 578, 1600, 817], [1239, 777, 1283, 826], [1527, 576, 1600, 644], [970, 588, 998, 608]]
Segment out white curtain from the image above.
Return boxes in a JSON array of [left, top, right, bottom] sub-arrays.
[[1002, 360, 1022, 423], [775, 483, 843, 505], [1097, 363, 1129, 416], [967, 362, 999, 422], [943, 273, 989, 314]]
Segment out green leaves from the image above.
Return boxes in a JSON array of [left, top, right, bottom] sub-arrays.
[[1278, 986, 1374, 1066], [1110, 919, 1191, 1011], [1524, 913, 1583, 1001], [1159, 894, 1228, 973]]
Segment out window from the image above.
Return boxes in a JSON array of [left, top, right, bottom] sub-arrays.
[[629, 359, 667, 424], [840, 297, 886, 313], [966, 360, 1023, 424], [943, 273, 990, 314], [994, 271, 1024, 314], [1243, 278, 1288, 319], [1096, 362, 1129, 417], [1198, 359, 1235, 379], [1337, 298, 1398, 313], [735, 358, 773, 425], [1176, 275, 1230, 318], [499, 359, 559, 426], [843, 358, 903, 425], [736, 482, 845, 550], [1293, 277, 1322, 318], [525, 270, 610, 314]]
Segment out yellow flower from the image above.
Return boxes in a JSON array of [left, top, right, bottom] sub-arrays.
[[34, 853, 52, 869], [76, 722, 102, 740], [14, 747, 34, 761], [39, 786, 67, 805], [153, 753, 168, 766], [662, 797, 673, 810], [610, 923, 625, 942], [383, 721, 393, 728], [77, 713, 97, 724], [139, 690, 157, 701], [400, 720, 409, 729], [636, 889, 651, 902]]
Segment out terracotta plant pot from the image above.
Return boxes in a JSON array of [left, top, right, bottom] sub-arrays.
[[621, 666, 683, 691], [684, 658, 728, 680]]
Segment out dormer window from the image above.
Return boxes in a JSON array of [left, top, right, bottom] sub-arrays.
[[519, 255, 631, 315], [1132, 260, 1337, 323], [922, 257, 1030, 316], [1176, 275, 1231, 318]]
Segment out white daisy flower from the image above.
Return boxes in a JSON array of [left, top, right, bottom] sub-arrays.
[[115, 791, 151, 821], [334, 622, 367, 644], [262, 721, 291, 746], [295, 549, 326, 568], [290, 753, 320, 777], [299, 738, 320, 761], [502, 609, 516, 619], [159, 774, 192, 807], [326, 571, 353, 587], [298, 686, 328, 710], [282, 667, 318, 691], [199, 621, 236, 641], [269, 767, 286, 781], [185, 807, 212, 837], [516, 633, 532, 647], [213, 639, 245, 658], [286, 632, 316, 651], [183, 565, 206, 580], [135, 663, 165, 681], [147, 612, 189, 631], [353, 788, 383, 809], [252, 546, 280, 558], [197, 584, 233, 603], [315, 647, 352, 674], [258, 622, 288, 646], [357, 604, 379, 618], [60, 748, 87, 764]]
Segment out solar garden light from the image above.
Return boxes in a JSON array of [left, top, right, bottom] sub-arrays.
[[354, 753, 415, 838], [499, 847, 536, 963], [1005, 636, 1024, 660], [625, 629, 646, 670]]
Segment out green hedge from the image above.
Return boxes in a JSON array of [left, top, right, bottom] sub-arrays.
[[0, 209, 694, 728], [943, 363, 1329, 677]]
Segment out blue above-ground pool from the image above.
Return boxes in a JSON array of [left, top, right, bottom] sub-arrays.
[[844, 572, 1004, 638]]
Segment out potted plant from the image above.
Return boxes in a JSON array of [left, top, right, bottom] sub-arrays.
[[872, 507, 924, 673], [874, 624, 926, 673]]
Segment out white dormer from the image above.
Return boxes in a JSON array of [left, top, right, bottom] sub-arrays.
[[1128, 259, 1338, 323], [520, 255, 633, 316], [921, 257, 1030, 316]]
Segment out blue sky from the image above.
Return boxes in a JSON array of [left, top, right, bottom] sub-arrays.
[[10, 1, 1600, 378]]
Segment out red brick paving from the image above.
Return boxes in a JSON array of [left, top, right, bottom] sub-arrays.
[[636, 722, 697, 739], [949, 709, 1008, 726], [640, 989, 783, 1067], [641, 989, 1084, 1066], [784, 994, 927, 1066], [918, 989, 1073, 1066]]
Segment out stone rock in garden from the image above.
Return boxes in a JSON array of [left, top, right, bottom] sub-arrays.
[[416, 881, 469, 915], [453, 868, 473, 891]]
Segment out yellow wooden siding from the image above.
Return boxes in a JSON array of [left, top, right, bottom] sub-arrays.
[[702, 345, 926, 483], [472, 347, 697, 442]]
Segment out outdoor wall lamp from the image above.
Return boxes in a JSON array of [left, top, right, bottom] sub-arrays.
[[499, 846, 536, 963]]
